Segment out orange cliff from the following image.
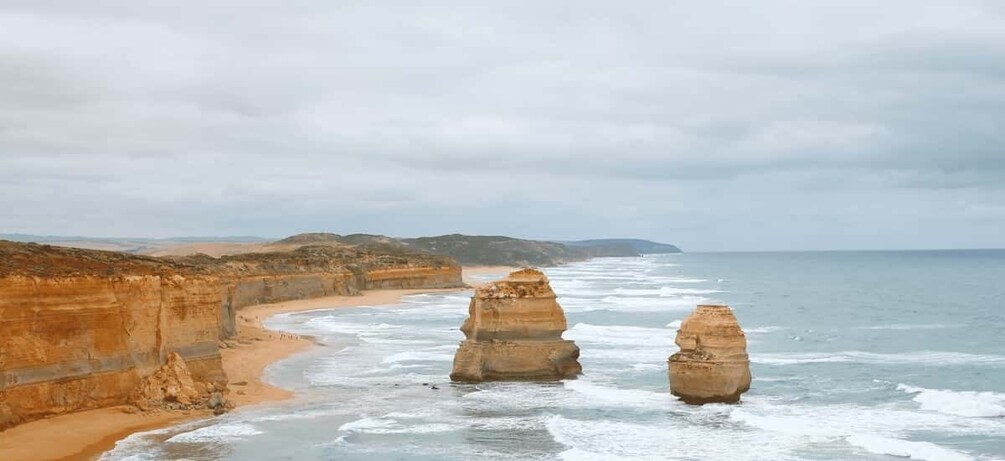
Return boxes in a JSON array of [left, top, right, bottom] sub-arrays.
[[0, 241, 462, 430]]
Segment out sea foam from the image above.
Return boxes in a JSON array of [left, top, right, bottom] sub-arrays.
[[846, 434, 973, 461], [898, 384, 1005, 417], [752, 351, 1005, 366], [166, 423, 264, 443], [566, 323, 676, 348]]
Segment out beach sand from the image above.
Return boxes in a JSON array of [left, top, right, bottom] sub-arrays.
[[0, 266, 515, 461]]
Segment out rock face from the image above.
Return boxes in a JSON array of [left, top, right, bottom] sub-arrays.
[[0, 272, 227, 429], [0, 241, 463, 430], [668, 304, 751, 404], [450, 268, 581, 382], [132, 352, 214, 410]]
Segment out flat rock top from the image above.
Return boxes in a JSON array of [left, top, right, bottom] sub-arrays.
[[475, 268, 555, 299]]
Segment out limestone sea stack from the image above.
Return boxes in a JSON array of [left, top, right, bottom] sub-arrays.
[[450, 268, 582, 382], [668, 304, 751, 404]]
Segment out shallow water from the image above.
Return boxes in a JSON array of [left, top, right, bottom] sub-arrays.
[[103, 251, 1005, 460]]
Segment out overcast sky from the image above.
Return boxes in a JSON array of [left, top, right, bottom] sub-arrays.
[[2, 1, 1003, 251]]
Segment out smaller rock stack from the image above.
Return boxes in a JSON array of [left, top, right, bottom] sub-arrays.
[[450, 268, 582, 382], [668, 304, 751, 404]]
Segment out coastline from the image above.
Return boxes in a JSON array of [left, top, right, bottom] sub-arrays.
[[0, 265, 514, 461]]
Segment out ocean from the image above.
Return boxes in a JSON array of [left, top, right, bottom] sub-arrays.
[[102, 251, 1005, 460]]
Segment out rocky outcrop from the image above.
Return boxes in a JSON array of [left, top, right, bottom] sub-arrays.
[[131, 352, 230, 415], [0, 241, 463, 430], [668, 304, 751, 404], [450, 268, 581, 382]]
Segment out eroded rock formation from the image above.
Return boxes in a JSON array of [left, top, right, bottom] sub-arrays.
[[450, 268, 581, 382], [0, 241, 463, 430], [668, 304, 751, 404], [131, 352, 230, 414]]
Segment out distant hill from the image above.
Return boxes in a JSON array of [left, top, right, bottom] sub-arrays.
[[3, 232, 681, 266], [564, 238, 682, 255], [401, 234, 589, 266]]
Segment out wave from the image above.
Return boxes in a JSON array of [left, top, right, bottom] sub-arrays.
[[563, 380, 673, 408], [729, 398, 1004, 439], [165, 423, 263, 443], [558, 448, 649, 461], [744, 326, 785, 334], [592, 295, 708, 312], [858, 324, 966, 331], [846, 435, 973, 461], [612, 287, 722, 296], [546, 414, 801, 460], [546, 415, 672, 460], [380, 351, 454, 364], [338, 416, 397, 433], [565, 323, 676, 348], [339, 414, 460, 435], [303, 318, 402, 335], [752, 351, 1005, 366], [630, 363, 663, 371], [897, 384, 1005, 418]]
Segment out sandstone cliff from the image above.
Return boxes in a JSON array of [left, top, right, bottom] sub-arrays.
[[667, 304, 751, 404], [450, 268, 581, 382], [0, 241, 462, 430]]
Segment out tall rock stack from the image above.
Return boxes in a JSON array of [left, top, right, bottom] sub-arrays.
[[668, 304, 751, 404], [450, 268, 582, 382]]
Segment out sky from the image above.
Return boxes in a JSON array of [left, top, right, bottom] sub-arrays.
[[2, 1, 1004, 251]]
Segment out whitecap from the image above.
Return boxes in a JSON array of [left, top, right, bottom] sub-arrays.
[[381, 351, 454, 364], [744, 326, 785, 334], [611, 287, 721, 296], [897, 384, 1005, 417], [846, 434, 973, 461], [752, 351, 1005, 366], [338, 416, 398, 433], [166, 423, 263, 443], [566, 323, 676, 348], [546, 414, 797, 460], [859, 324, 966, 331], [563, 380, 674, 408], [558, 448, 651, 461], [588, 295, 707, 313], [339, 415, 460, 435], [631, 363, 663, 371]]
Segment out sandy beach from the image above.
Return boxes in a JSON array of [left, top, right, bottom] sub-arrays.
[[0, 266, 514, 461]]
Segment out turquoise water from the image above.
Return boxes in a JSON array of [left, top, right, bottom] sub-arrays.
[[104, 251, 1005, 460]]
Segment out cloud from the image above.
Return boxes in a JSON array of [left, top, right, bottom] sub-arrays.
[[1, 0, 1003, 249]]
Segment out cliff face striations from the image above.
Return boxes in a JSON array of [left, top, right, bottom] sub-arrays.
[[0, 241, 462, 430], [667, 304, 751, 404], [0, 245, 226, 429], [450, 268, 581, 382]]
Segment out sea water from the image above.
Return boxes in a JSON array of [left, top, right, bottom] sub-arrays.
[[102, 251, 1005, 460]]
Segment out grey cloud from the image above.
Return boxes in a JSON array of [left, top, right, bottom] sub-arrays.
[[1, 1, 1003, 249]]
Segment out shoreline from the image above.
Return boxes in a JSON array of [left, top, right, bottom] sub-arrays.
[[0, 265, 515, 461]]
